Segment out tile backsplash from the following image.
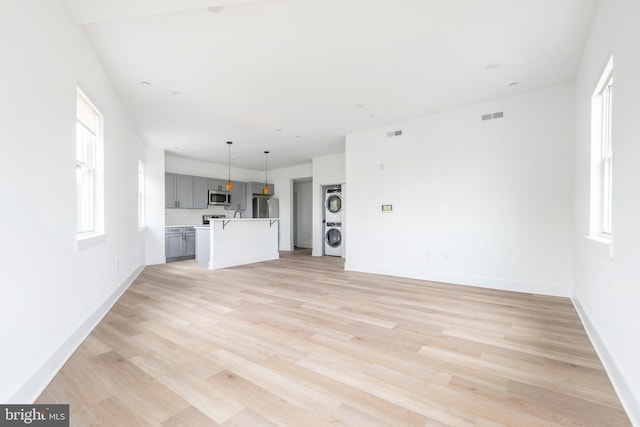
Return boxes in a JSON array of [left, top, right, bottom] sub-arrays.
[[165, 206, 228, 226]]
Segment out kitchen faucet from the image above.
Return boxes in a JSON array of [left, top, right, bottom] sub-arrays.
[[234, 208, 241, 218]]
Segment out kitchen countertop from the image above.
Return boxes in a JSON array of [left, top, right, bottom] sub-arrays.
[[167, 219, 279, 228], [209, 218, 279, 221]]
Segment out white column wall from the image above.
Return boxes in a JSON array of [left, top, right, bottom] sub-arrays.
[[345, 84, 575, 296], [0, 0, 146, 402], [573, 0, 640, 423], [270, 163, 313, 251], [144, 146, 166, 265]]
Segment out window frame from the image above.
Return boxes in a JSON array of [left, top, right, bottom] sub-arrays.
[[76, 88, 104, 245], [138, 160, 145, 227], [589, 56, 614, 243]]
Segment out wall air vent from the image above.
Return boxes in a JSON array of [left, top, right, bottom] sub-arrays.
[[386, 130, 403, 137], [482, 112, 504, 121]]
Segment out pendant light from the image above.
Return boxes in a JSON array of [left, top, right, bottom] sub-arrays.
[[263, 151, 270, 195], [226, 141, 233, 191]]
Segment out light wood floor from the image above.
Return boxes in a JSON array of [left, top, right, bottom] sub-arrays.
[[37, 249, 631, 426]]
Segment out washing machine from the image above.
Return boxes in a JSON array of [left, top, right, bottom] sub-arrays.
[[325, 222, 343, 256], [325, 187, 343, 222]]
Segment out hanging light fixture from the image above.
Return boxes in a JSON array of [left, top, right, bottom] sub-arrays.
[[226, 141, 233, 191], [263, 150, 270, 195]]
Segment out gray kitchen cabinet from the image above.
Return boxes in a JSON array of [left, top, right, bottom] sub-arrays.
[[225, 181, 247, 211], [164, 229, 182, 260], [165, 173, 177, 208], [166, 173, 194, 208], [193, 176, 209, 209], [176, 174, 194, 208], [250, 182, 274, 195], [165, 227, 196, 261], [184, 231, 196, 256]]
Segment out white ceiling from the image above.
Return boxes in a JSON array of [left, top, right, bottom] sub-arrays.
[[60, 0, 597, 170]]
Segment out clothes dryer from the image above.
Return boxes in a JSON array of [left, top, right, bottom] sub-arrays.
[[324, 222, 342, 256], [324, 187, 343, 222]]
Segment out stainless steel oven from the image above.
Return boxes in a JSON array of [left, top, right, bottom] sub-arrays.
[[208, 190, 231, 206], [202, 214, 226, 224]]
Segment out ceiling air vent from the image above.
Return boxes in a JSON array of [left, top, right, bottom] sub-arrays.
[[482, 112, 504, 121], [386, 130, 403, 137]]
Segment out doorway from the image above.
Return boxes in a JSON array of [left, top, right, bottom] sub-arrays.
[[293, 178, 312, 249]]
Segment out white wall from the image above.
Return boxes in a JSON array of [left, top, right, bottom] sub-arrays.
[[345, 84, 575, 296], [312, 153, 346, 255], [145, 146, 166, 264], [165, 154, 262, 182], [269, 164, 313, 251], [294, 181, 313, 248], [0, 0, 146, 402], [573, 0, 640, 423]]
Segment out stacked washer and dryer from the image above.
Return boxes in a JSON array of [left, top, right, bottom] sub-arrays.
[[324, 186, 343, 257]]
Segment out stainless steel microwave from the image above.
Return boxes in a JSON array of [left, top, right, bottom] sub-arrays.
[[208, 190, 231, 206]]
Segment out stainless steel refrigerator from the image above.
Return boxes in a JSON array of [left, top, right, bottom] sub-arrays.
[[252, 196, 279, 218]]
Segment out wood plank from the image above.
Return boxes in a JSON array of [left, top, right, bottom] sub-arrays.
[[36, 250, 631, 426]]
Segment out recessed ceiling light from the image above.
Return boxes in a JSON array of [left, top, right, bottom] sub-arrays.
[[295, 135, 301, 138], [371, 114, 381, 119], [485, 63, 500, 70], [509, 82, 519, 86], [355, 104, 366, 108], [275, 128, 284, 132], [141, 81, 151, 86]]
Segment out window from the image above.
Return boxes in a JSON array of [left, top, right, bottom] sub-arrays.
[[589, 56, 613, 240], [76, 88, 103, 237], [138, 160, 145, 227]]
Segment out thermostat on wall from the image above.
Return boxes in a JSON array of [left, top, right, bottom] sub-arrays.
[[381, 204, 393, 212]]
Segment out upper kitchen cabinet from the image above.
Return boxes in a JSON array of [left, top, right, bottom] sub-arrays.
[[224, 181, 247, 211], [165, 173, 194, 209], [165, 173, 176, 208], [250, 182, 274, 195], [193, 176, 208, 209], [208, 178, 227, 192]]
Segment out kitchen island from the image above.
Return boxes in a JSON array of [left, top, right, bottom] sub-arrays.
[[194, 218, 279, 270]]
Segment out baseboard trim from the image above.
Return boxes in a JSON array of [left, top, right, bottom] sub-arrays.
[[145, 256, 166, 265], [344, 262, 570, 297], [9, 264, 145, 403], [572, 298, 640, 427]]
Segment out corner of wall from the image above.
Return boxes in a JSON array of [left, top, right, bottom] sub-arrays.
[[8, 265, 145, 403], [145, 256, 166, 265], [572, 298, 640, 426]]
